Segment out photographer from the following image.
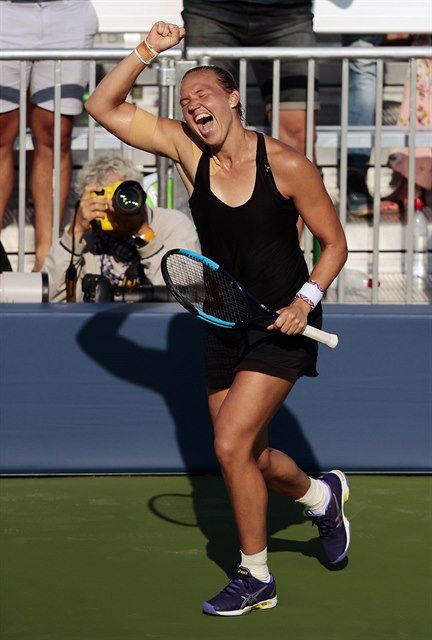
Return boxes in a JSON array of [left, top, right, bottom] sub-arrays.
[[42, 154, 200, 302]]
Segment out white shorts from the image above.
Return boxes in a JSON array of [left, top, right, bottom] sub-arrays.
[[0, 0, 99, 115]]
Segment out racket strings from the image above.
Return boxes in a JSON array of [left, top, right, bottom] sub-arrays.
[[166, 254, 249, 323]]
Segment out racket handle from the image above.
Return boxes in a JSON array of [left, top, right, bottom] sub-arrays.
[[302, 325, 339, 349]]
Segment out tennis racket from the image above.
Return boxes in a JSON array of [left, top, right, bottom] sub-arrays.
[[161, 249, 338, 349]]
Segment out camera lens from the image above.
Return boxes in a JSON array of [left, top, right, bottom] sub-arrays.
[[0, 272, 49, 303], [113, 180, 145, 214]]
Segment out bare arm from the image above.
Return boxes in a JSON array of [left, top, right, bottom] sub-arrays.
[[293, 159, 348, 291], [85, 21, 188, 160], [268, 145, 348, 334]]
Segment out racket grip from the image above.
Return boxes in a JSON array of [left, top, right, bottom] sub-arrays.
[[302, 325, 339, 349]]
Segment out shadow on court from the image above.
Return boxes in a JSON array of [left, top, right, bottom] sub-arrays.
[[1, 475, 430, 640], [77, 307, 328, 575], [148, 484, 345, 575]]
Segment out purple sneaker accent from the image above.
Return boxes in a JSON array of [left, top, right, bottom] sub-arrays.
[[203, 567, 277, 616], [306, 469, 351, 564]]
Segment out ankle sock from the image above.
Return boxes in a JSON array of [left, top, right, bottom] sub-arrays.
[[296, 477, 331, 515], [240, 547, 271, 582]]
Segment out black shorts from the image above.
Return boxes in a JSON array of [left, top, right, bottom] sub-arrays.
[[203, 306, 322, 389]]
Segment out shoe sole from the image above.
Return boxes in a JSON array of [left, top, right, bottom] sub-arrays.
[[203, 595, 278, 617], [328, 469, 351, 564]]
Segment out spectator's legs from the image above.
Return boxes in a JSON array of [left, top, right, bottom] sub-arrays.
[[259, 8, 318, 240], [342, 35, 383, 204], [29, 105, 73, 271], [0, 109, 19, 232], [182, 0, 240, 79], [268, 108, 317, 156], [252, 4, 317, 156], [183, 0, 318, 158]]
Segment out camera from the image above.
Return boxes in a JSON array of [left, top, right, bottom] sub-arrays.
[[0, 272, 49, 303], [82, 274, 175, 303], [82, 274, 113, 302], [90, 180, 147, 231]]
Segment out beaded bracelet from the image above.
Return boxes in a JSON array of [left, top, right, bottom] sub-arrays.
[[295, 279, 324, 309]]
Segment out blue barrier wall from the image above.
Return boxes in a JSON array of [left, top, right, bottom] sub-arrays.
[[0, 303, 431, 474]]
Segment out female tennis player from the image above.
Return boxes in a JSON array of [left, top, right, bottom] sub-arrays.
[[86, 20, 350, 617]]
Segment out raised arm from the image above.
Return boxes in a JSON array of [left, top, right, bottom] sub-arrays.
[[85, 22, 187, 158]]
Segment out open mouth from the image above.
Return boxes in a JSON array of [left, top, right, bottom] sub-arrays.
[[195, 112, 214, 135]]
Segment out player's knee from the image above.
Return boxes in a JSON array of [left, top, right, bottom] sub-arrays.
[[213, 433, 235, 467], [256, 454, 269, 475], [256, 449, 272, 479], [214, 429, 249, 469]]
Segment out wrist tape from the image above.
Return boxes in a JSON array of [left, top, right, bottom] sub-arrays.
[[134, 40, 158, 65]]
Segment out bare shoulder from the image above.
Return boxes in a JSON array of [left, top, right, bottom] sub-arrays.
[[264, 135, 319, 198], [264, 135, 312, 171]]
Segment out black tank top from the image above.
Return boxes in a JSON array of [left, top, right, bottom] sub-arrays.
[[189, 132, 310, 310]]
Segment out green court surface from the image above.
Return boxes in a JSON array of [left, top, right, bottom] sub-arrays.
[[0, 474, 430, 640]]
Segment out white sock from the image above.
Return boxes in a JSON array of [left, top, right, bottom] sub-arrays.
[[240, 548, 271, 583], [296, 477, 331, 515]]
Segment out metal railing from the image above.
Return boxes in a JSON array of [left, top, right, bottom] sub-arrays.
[[1, 45, 431, 303]]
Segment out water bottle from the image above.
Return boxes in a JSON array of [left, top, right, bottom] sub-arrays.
[[413, 198, 428, 279]]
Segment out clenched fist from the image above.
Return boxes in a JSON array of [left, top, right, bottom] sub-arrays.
[[146, 21, 186, 53]]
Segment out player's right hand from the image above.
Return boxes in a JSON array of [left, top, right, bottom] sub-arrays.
[[146, 21, 185, 53]]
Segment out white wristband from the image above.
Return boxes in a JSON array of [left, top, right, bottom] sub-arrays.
[[295, 280, 324, 309]]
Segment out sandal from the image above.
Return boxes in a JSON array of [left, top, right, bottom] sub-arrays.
[[380, 196, 405, 214]]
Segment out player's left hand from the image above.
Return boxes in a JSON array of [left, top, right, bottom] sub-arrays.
[[267, 298, 310, 335]]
